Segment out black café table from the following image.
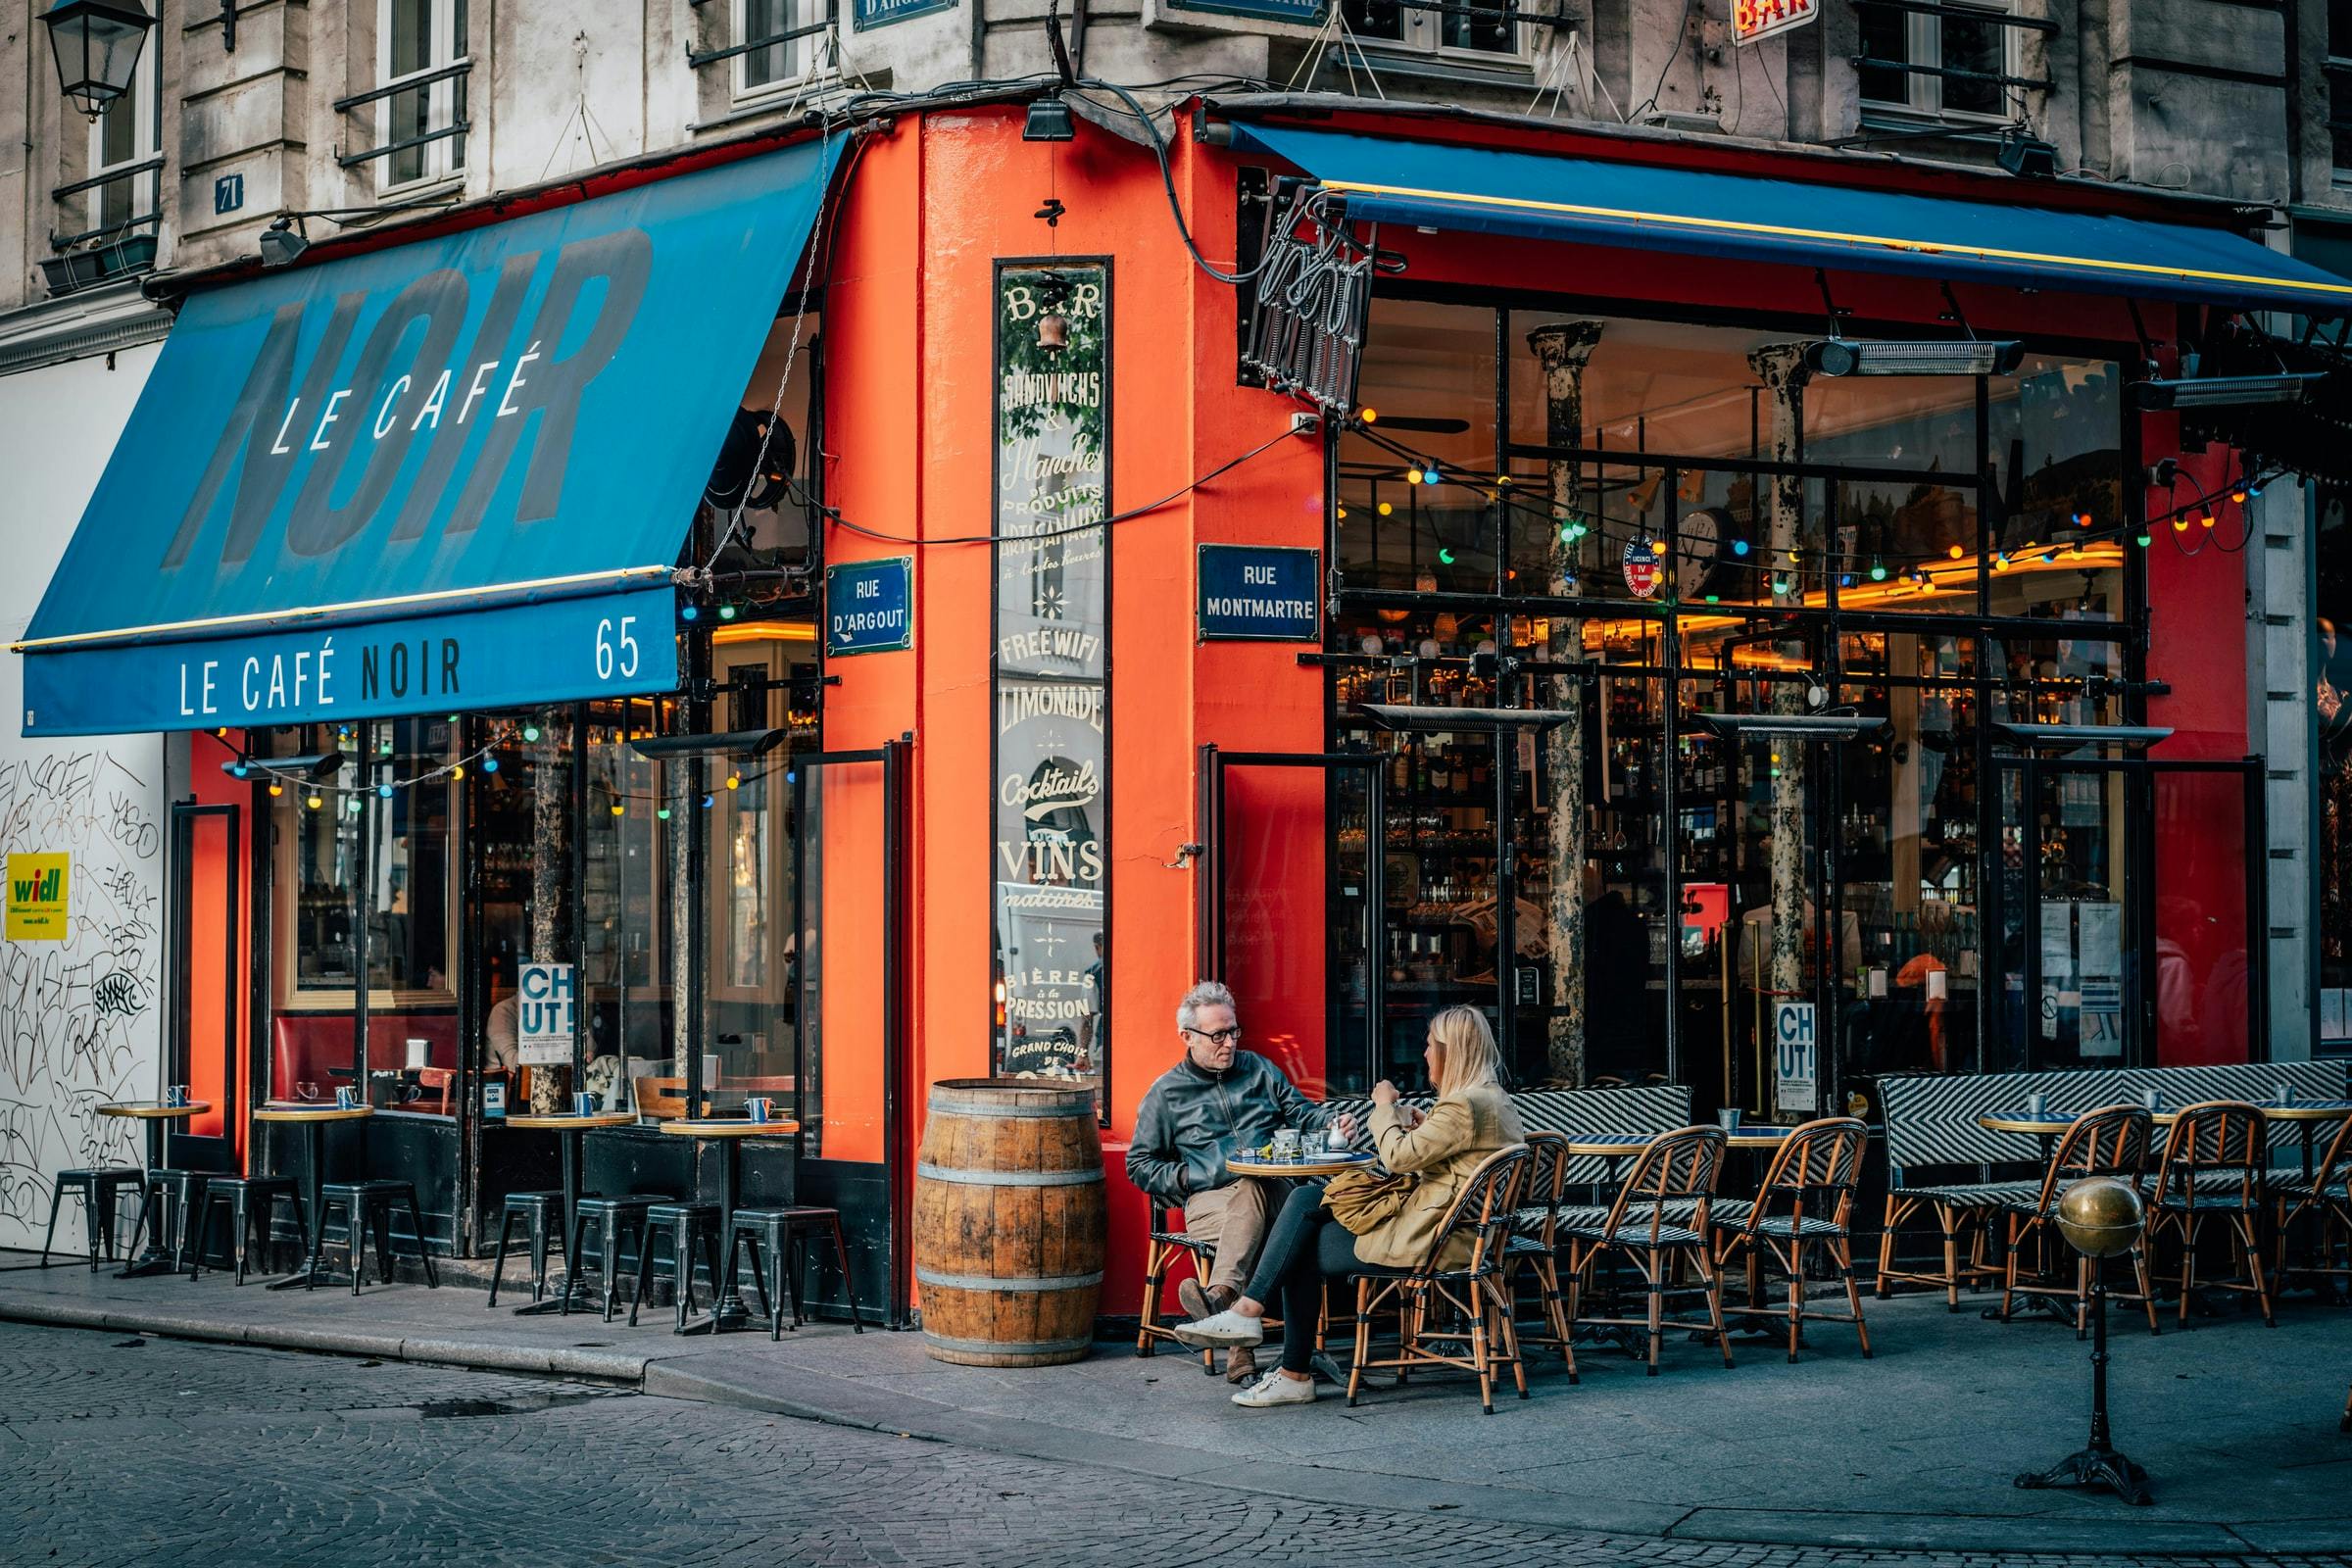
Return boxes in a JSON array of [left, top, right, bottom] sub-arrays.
[[254, 1102, 373, 1290], [97, 1101, 211, 1278], [660, 1117, 797, 1334], [502, 1111, 638, 1314]]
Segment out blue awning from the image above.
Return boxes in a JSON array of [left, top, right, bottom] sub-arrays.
[[1227, 123, 2352, 316], [15, 134, 842, 737]]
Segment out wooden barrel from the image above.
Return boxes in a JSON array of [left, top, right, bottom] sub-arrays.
[[912, 1078, 1104, 1366]]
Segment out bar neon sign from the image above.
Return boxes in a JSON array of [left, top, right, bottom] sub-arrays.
[[1733, 0, 1815, 46]]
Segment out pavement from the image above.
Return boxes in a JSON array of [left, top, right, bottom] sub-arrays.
[[3, 1245, 2348, 1563]]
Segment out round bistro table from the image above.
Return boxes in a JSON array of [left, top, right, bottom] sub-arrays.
[[97, 1102, 212, 1278], [253, 1103, 374, 1291], [503, 1111, 640, 1314], [1225, 1152, 1380, 1180], [660, 1118, 799, 1333]]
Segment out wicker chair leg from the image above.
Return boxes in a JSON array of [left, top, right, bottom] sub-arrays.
[[1490, 1279, 1529, 1400], [2237, 1212, 2275, 1328], [1135, 1238, 1165, 1357], [2132, 1245, 2160, 1336], [1470, 1290, 1495, 1414], [1786, 1245, 1804, 1364], [1347, 1277, 1373, 1407], [1696, 1249, 1734, 1370], [1644, 1267, 1663, 1378], [1875, 1197, 1900, 1299], [1838, 1239, 1873, 1359], [2175, 1217, 2197, 1329], [1999, 1214, 2023, 1322], [1940, 1210, 1963, 1310]]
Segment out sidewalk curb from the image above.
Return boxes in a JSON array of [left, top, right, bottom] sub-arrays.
[[9, 1291, 2337, 1560], [0, 1295, 652, 1383]]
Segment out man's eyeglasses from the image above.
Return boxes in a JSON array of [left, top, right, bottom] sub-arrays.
[[1184, 1026, 1243, 1046]]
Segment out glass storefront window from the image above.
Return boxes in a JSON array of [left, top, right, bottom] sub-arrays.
[[1330, 293, 2151, 1098]]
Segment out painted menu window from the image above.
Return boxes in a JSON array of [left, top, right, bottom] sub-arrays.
[[992, 261, 1109, 1110]]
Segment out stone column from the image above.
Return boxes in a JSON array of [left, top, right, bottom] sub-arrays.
[[1528, 320, 1605, 1087], [1748, 344, 1814, 1003], [527, 724, 571, 1114]]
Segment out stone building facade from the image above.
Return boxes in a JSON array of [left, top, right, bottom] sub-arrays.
[[0, 0, 2339, 1057]]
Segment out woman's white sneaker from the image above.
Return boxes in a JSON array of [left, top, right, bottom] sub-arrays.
[[1169, 1307, 1264, 1348], [1231, 1369, 1317, 1407]]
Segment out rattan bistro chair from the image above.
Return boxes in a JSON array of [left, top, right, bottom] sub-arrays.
[[1562, 1125, 1733, 1376], [1345, 1145, 1532, 1415], [1137, 1205, 1219, 1373], [1710, 1116, 1873, 1363], [2146, 1101, 2274, 1328], [2274, 1113, 2352, 1290], [1502, 1131, 1577, 1375], [1997, 1104, 2161, 1338]]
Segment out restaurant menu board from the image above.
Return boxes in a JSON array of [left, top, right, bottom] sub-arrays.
[[991, 262, 1108, 1103]]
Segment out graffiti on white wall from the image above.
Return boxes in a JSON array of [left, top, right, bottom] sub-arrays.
[[0, 746, 163, 1252]]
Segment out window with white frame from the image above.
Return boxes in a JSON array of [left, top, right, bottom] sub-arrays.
[[1339, 0, 1521, 62], [377, 0, 467, 190], [85, 24, 160, 240], [1858, 0, 2020, 122], [734, 0, 834, 97]]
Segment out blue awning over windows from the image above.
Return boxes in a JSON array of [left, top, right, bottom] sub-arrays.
[[1227, 123, 2352, 316], [15, 134, 843, 737]]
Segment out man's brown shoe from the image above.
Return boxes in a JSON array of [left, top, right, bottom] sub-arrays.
[[1223, 1346, 1259, 1384], [1177, 1279, 1234, 1321]]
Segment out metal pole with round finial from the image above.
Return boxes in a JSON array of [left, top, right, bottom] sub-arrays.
[[2014, 1175, 2153, 1505]]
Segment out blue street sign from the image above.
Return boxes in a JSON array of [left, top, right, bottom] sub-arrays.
[[1198, 544, 1320, 642], [214, 173, 245, 216], [854, 0, 954, 28], [1163, 0, 1327, 21], [825, 556, 912, 656]]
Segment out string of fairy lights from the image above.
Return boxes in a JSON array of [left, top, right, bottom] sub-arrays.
[[1341, 413, 2279, 602], [221, 713, 801, 818]]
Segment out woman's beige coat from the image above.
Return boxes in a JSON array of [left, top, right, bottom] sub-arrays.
[[1354, 1084, 1526, 1271]]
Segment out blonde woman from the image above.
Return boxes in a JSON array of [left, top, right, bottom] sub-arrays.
[[1173, 1005, 1526, 1407]]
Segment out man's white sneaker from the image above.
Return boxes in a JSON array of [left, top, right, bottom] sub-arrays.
[[1231, 1368, 1317, 1408], [1169, 1307, 1264, 1348]]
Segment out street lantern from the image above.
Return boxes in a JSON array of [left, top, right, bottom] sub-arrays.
[[41, 0, 156, 121]]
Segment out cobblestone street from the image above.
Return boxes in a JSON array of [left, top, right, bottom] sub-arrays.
[[0, 1321, 2342, 1568]]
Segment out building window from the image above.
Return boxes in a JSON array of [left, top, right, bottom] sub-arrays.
[[84, 26, 160, 240], [1340, 0, 1520, 61], [2329, 0, 2352, 178], [734, 0, 833, 97], [377, 0, 467, 190], [1858, 0, 2019, 122]]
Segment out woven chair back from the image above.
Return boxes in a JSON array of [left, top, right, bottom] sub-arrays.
[[2033, 1104, 2151, 1210], [1410, 1145, 1531, 1281], [1519, 1131, 1571, 1247], [1747, 1116, 1869, 1234], [2153, 1101, 2266, 1207], [1602, 1124, 1725, 1243]]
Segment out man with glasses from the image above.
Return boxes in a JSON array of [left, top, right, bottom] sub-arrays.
[[1127, 981, 1354, 1382]]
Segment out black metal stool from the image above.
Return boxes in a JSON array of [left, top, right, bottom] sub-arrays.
[[721, 1206, 866, 1340], [125, 1169, 210, 1275], [566, 1196, 665, 1321], [188, 1176, 307, 1285], [631, 1201, 726, 1332], [40, 1166, 144, 1268], [311, 1180, 439, 1293], [486, 1191, 566, 1307]]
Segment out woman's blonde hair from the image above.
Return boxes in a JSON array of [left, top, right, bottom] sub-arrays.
[[1427, 1004, 1503, 1099]]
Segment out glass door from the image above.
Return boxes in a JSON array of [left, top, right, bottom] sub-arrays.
[[1989, 755, 2262, 1069], [167, 804, 242, 1173], [782, 743, 907, 1326], [1991, 756, 2135, 1070], [1200, 748, 1385, 1099]]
